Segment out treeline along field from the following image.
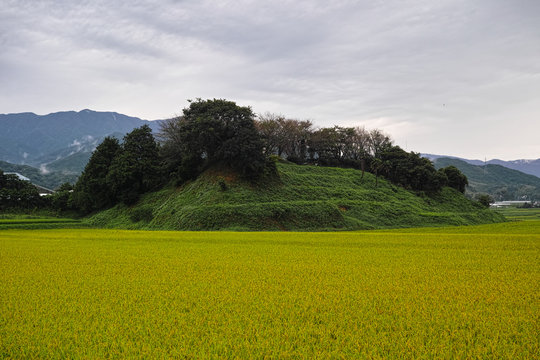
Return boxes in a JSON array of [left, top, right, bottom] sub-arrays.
[[1, 222, 538, 358]]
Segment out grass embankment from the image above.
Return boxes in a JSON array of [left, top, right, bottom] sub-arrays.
[[0, 215, 84, 230], [88, 162, 504, 231], [1, 222, 538, 358]]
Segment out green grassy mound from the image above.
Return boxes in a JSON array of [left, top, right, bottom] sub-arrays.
[[87, 162, 504, 231]]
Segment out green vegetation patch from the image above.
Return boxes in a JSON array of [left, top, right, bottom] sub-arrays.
[[1, 222, 538, 358], [0, 216, 84, 230], [494, 207, 540, 221], [87, 162, 504, 231]]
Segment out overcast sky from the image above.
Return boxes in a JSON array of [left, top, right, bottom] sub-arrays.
[[1, 0, 539, 160]]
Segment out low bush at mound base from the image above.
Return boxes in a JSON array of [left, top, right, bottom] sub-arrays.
[[86, 163, 505, 231]]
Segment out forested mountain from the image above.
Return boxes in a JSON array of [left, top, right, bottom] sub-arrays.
[[0, 110, 163, 172], [0, 161, 78, 190], [424, 154, 540, 178], [486, 159, 540, 178], [432, 157, 540, 201]]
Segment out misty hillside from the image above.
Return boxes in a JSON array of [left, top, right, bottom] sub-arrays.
[[0, 161, 78, 190], [0, 110, 163, 171]]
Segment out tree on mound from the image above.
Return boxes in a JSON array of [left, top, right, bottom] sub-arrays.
[[378, 146, 443, 191], [107, 125, 162, 205], [160, 99, 271, 181], [73, 126, 162, 212], [440, 165, 468, 193], [72, 136, 121, 213]]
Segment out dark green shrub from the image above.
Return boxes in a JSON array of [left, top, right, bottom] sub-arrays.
[[130, 207, 154, 222], [217, 176, 228, 191]]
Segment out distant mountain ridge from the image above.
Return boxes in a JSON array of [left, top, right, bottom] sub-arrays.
[[0, 109, 164, 174], [423, 154, 540, 178], [431, 157, 540, 201]]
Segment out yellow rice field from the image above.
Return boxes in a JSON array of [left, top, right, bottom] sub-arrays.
[[1, 222, 539, 358]]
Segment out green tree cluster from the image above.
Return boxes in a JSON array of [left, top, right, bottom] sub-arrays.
[[160, 99, 272, 182], [107, 125, 162, 205], [254, 114, 468, 193], [72, 137, 121, 213], [70, 100, 274, 214], [255, 116, 391, 170], [0, 170, 44, 210], [72, 125, 162, 213], [376, 147, 437, 191], [439, 166, 468, 193], [47, 182, 75, 212], [476, 193, 494, 208]]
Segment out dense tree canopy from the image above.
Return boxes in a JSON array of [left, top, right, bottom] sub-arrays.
[[0, 170, 43, 210], [254, 114, 468, 193], [440, 165, 468, 193], [72, 126, 162, 212], [255, 115, 393, 170], [476, 193, 494, 208], [107, 125, 162, 205], [47, 182, 75, 212], [376, 146, 448, 192], [160, 99, 269, 181], [72, 136, 121, 213]]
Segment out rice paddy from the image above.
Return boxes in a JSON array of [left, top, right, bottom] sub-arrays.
[[494, 206, 540, 221], [1, 222, 539, 358]]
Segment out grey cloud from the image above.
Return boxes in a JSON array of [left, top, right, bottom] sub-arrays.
[[1, 0, 539, 159]]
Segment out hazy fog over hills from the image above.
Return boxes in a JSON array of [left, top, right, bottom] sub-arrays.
[[0, 110, 163, 171]]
